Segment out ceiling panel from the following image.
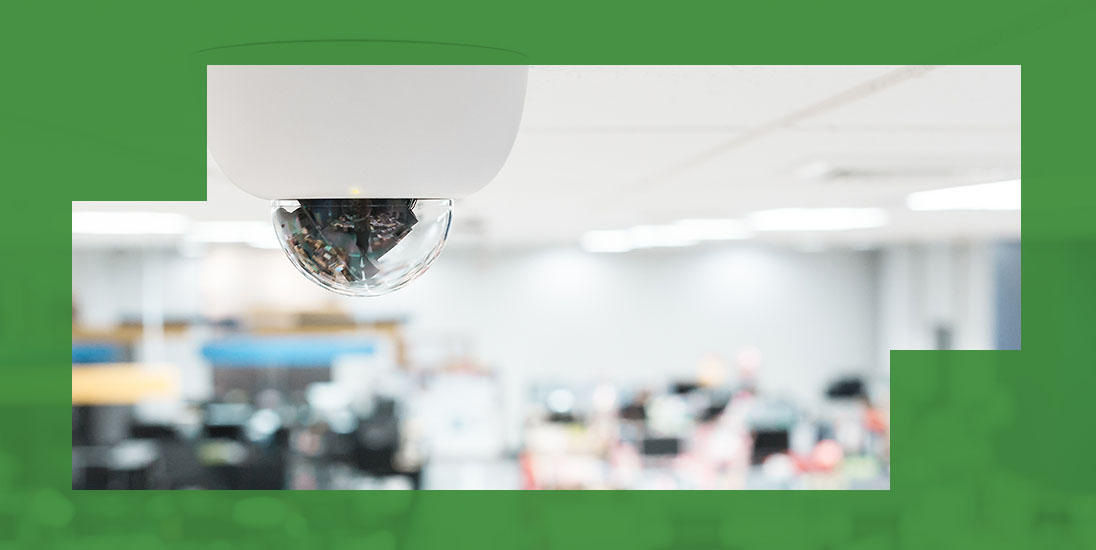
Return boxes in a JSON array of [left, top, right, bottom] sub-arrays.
[[462, 130, 740, 211], [799, 65, 1021, 129], [521, 65, 899, 129], [634, 127, 1021, 215]]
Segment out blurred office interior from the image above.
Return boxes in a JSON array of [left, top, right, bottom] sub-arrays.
[[71, 65, 1020, 490]]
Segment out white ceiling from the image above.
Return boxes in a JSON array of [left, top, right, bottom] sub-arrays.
[[74, 65, 1021, 250]]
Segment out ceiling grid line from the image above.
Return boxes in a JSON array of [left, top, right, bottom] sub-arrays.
[[618, 65, 941, 199]]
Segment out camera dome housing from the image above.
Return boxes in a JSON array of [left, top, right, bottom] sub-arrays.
[[208, 65, 527, 295], [273, 199, 452, 296]]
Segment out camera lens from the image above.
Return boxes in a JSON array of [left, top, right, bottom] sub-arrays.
[[273, 198, 452, 296]]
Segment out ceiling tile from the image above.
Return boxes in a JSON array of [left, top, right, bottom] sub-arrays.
[[799, 65, 1021, 129], [521, 65, 899, 129]]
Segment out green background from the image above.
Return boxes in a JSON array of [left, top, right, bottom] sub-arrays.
[[2, 0, 1092, 547]]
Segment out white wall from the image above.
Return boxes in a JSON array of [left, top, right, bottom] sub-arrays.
[[352, 246, 878, 409], [72, 248, 202, 328], [875, 242, 994, 369]]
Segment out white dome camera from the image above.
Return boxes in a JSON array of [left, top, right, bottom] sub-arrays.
[[207, 65, 527, 296]]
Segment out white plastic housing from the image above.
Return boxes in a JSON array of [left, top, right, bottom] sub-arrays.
[[208, 65, 527, 199]]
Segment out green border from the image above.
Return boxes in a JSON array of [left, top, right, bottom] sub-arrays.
[[2, 0, 1093, 547]]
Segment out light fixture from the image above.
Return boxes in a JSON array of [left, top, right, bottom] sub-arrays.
[[580, 219, 750, 253], [673, 219, 752, 241], [747, 208, 889, 232], [72, 213, 284, 249], [187, 221, 280, 249], [906, 179, 1020, 211], [580, 230, 633, 253], [627, 225, 698, 249], [72, 212, 188, 235]]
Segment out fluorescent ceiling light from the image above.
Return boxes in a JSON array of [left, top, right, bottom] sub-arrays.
[[581, 226, 694, 253], [748, 208, 889, 232], [673, 219, 752, 241], [581, 219, 749, 253], [72, 214, 279, 249], [906, 179, 1020, 211], [188, 220, 280, 249], [580, 230, 632, 253], [72, 212, 188, 235], [627, 225, 697, 249], [580, 225, 699, 253]]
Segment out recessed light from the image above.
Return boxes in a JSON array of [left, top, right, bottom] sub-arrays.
[[747, 208, 889, 232], [627, 225, 697, 249], [72, 212, 188, 235], [673, 219, 752, 241], [906, 179, 1020, 211], [187, 221, 280, 249], [580, 230, 633, 253]]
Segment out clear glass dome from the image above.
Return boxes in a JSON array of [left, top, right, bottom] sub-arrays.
[[272, 199, 452, 296]]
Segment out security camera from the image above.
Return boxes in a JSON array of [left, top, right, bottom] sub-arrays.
[[207, 65, 527, 296]]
